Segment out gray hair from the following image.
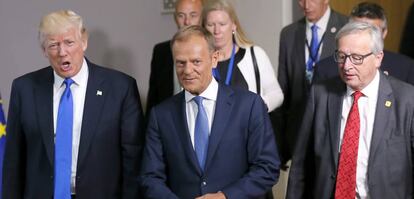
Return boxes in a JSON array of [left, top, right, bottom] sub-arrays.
[[39, 10, 87, 49], [171, 25, 216, 53], [336, 21, 383, 54]]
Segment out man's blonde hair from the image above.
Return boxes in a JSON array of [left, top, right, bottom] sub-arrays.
[[39, 10, 87, 48]]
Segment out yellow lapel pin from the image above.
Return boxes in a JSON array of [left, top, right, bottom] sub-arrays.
[[385, 100, 392, 107]]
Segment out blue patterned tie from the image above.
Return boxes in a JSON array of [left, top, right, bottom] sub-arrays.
[[54, 78, 74, 199], [193, 96, 209, 171], [306, 24, 319, 82]]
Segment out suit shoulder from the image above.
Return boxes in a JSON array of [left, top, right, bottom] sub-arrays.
[[150, 92, 182, 114], [388, 76, 414, 97], [384, 51, 414, 66], [312, 76, 344, 94], [281, 19, 305, 36], [331, 9, 348, 25], [90, 63, 136, 83], [153, 40, 171, 53], [12, 66, 52, 85], [223, 85, 263, 104]]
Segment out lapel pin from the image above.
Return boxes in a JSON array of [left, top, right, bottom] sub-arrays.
[[331, 27, 337, 33], [385, 100, 392, 107], [96, 90, 103, 96], [383, 71, 389, 76]]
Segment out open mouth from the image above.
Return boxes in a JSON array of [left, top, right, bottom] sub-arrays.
[[61, 61, 71, 71]]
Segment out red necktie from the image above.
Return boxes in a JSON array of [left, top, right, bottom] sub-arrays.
[[335, 91, 363, 199]]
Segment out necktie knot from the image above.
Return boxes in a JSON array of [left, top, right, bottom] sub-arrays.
[[353, 91, 363, 102], [64, 78, 74, 88], [193, 96, 203, 107], [311, 24, 318, 32]]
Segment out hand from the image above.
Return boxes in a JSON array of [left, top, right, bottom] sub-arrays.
[[195, 192, 226, 199]]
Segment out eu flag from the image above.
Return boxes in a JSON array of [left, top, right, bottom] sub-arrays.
[[0, 93, 6, 199]]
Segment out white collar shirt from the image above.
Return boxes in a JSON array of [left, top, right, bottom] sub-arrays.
[[339, 70, 380, 199], [53, 58, 88, 194], [185, 78, 218, 148]]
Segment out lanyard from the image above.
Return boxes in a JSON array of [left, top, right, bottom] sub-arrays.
[[212, 43, 236, 85], [305, 32, 326, 63]]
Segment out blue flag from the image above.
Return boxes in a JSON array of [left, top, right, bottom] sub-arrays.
[[0, 93, 6, 199]]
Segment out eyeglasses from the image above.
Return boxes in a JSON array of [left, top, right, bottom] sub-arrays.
[[333, 50, 373, 65]]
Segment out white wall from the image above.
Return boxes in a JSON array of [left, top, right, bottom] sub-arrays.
[[0, 0, 293, 116]]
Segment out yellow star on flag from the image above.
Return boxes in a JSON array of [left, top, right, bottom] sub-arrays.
[[0, 123, 5, 138]]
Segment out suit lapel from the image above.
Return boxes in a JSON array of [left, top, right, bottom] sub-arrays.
[[77, 62, 106, 169], [35, 67, 55, 165], [295, 20, 308, 89], [369, 73, 393, 163], [173, 92, 203, 175], [204, 85, 234, 171], [328, 79, 346, 168], [321, 11, 341, 58]]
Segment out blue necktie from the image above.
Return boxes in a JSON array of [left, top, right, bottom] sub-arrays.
[[193, 96, 209, 171], [54, 78, 74, 199], [306, 24, 319, 82]]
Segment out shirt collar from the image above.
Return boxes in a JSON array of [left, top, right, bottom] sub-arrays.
[[54, 58, 89, 87], [185, 78, 218, 103], [306, 7, 331, 32], [346, 70, 380, 98]]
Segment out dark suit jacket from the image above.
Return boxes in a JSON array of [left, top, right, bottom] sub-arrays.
[[275, 10, 348, 163], [287, 72, 414, 198], [400, 3, 414, 59], [140, 84, 280, 199], [313, 50, 414, 85], [3, 59, 144, 199], [146, 40, 174, 115]]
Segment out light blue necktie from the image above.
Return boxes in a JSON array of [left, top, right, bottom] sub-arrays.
[[306, 24, 319, 82], [54, 78, 74, 199], [193, 96, 209, 171]]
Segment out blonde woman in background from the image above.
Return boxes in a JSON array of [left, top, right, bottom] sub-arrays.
[[203, 0, 283, 112]]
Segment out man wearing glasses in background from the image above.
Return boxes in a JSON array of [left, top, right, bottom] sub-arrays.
[[287, 21, 414, 199]]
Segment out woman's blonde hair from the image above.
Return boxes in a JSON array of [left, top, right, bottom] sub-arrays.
[[202, 0, 253, 48]]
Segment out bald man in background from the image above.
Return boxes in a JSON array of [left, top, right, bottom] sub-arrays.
[[146, 0, 203, 115]]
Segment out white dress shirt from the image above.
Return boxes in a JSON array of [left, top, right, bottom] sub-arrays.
[[305, 7, 331, 65], [185, 78, 218, 148], [53, 58, 88, 194], [339, 70, 380, 199]]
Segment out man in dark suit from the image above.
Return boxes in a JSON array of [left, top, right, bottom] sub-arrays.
[[140, 25, 280, 199], [287, 21, 414, 199], [146, 0, 203, 115], [275, 0, 348, 167], [314, 2, 414, 85], [400, 2, 414, 59], [2, 10, 144, 199]]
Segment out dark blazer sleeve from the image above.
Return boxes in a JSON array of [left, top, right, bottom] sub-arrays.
[[221, 95, 280, 198], [139, 108, 180, 199], [400, 3, 414, 59], [121, 78, 145, 199], [146, 41, 174, 116], [2, 80, 25, 199], [286, 85, 316, 199]]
